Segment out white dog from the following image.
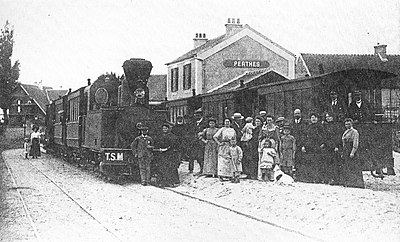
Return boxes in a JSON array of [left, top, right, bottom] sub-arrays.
[[273, 165, 294, 185]]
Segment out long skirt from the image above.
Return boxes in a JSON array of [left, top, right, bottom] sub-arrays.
[[296, 153, 324, 183], [203, 140, 218, 176], [247, 141, 259, 179], [155, 151, 180, 186], [217, 143, 234, 177], [30, 138, 41, 157], [342, 142, 364, 188]]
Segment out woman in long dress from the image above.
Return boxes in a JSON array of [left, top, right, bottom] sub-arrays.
[[245, 116, 263, 179], [213, 118, 236, 180], [30, 126, 41, 158], [341, 118, 364, 188], [300, 113, 326, 183], [201, 117, 219, 177], [153, 123, 180, 187]]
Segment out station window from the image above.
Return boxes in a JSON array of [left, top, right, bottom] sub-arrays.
[[183, 64, 191, 90], [17, 100, 21, 113], [171, 68, 179, 92]]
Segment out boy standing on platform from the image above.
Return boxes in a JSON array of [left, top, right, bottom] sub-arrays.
[[131, 126, 154, 186]]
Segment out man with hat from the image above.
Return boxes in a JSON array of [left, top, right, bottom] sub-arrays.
[[258, 110, 267, 124], [188, 108, 207, 174], [131, 126, 154, 186], [276, 116, 286, 135], [172, 115, 190, 163], [325, 90, 347, 122], [231, 112, 244, 144], [348, 90, 373, 122]]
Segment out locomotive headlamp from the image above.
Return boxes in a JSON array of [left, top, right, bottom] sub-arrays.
[[134, 88, 145, 99]]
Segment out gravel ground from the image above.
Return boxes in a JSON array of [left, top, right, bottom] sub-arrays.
[[1, 149, 313, 242], [175, 153, 400, 242], [1, 147, 399, 242]]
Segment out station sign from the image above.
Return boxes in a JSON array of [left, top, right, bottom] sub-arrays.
[[223, 60, 270, 68]]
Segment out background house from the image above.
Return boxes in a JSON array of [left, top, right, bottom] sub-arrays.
[[9, 82, 68, 127]]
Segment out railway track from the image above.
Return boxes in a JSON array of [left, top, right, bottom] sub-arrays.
[[3, 154, 124, 242], [4, 151, 321, 241]]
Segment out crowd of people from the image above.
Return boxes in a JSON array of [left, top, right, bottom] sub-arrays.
[[133, 92, 368, 189]]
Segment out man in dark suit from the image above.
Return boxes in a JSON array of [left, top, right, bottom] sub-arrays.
[[172, 115, 190, 163], [188, 108, 207, 175], [325, 90, 347, 122], [291, 109, 306, 181], [348, 90, 373, 122]]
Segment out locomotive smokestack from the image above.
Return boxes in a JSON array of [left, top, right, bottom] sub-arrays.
[[122, 58, 153, 106]]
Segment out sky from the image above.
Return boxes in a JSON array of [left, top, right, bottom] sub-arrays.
[[0, 0, 399, 90]]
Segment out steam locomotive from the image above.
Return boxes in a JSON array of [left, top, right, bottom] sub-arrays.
[[45, 58, 167, 179]]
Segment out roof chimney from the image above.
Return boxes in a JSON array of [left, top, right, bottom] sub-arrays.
[[225, 18, 243, 37], [193, 33, 208, 48], [87, 78, 91, 86], [374, 43, 388, 62]]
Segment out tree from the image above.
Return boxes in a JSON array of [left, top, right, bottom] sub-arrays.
[[0, 21, 20, 124]]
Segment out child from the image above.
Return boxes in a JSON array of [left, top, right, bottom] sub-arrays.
[[241, 117, 255, 142], [259, 139, 276, 181], [23, 138, 30, 159], [279, 125, 296, 177], [228, 139, 243, 183], [131, 126, 154, 186]]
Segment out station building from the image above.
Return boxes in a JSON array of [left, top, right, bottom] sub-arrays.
[[165, 18, 296, 122]]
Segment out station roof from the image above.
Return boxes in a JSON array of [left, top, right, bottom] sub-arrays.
[[300, 53, 400, 77], [206, 69, 288, 95]]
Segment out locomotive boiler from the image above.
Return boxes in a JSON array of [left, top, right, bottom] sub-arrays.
[[46, 58, 167, 180]]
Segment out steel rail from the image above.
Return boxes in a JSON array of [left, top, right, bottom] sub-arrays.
[[10, 155, 125, 242], [162, 185, 323, 241], [2, 152, 40, 240], [27, 158, 125, 242]]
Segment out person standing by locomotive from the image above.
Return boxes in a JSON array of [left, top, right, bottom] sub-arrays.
[[131, 126, 154, 186], [341, 118, 365, 188], [201, 117, 219, 177], [171, 115, 189, 163], [189, 108, 207, 175], [300, 113, 326, 183], [30, 125, 41, 159], [154, 123, 180, 187]]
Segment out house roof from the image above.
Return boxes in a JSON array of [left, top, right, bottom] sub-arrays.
[[20, 84, 68, 114], [300, 53, 400, 77], [46, 89, 69, 102], [207, 69, 288, 94], [166, 24, 295, 65], [148, 74, 167, 101], [166, 34, 226, 65]]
